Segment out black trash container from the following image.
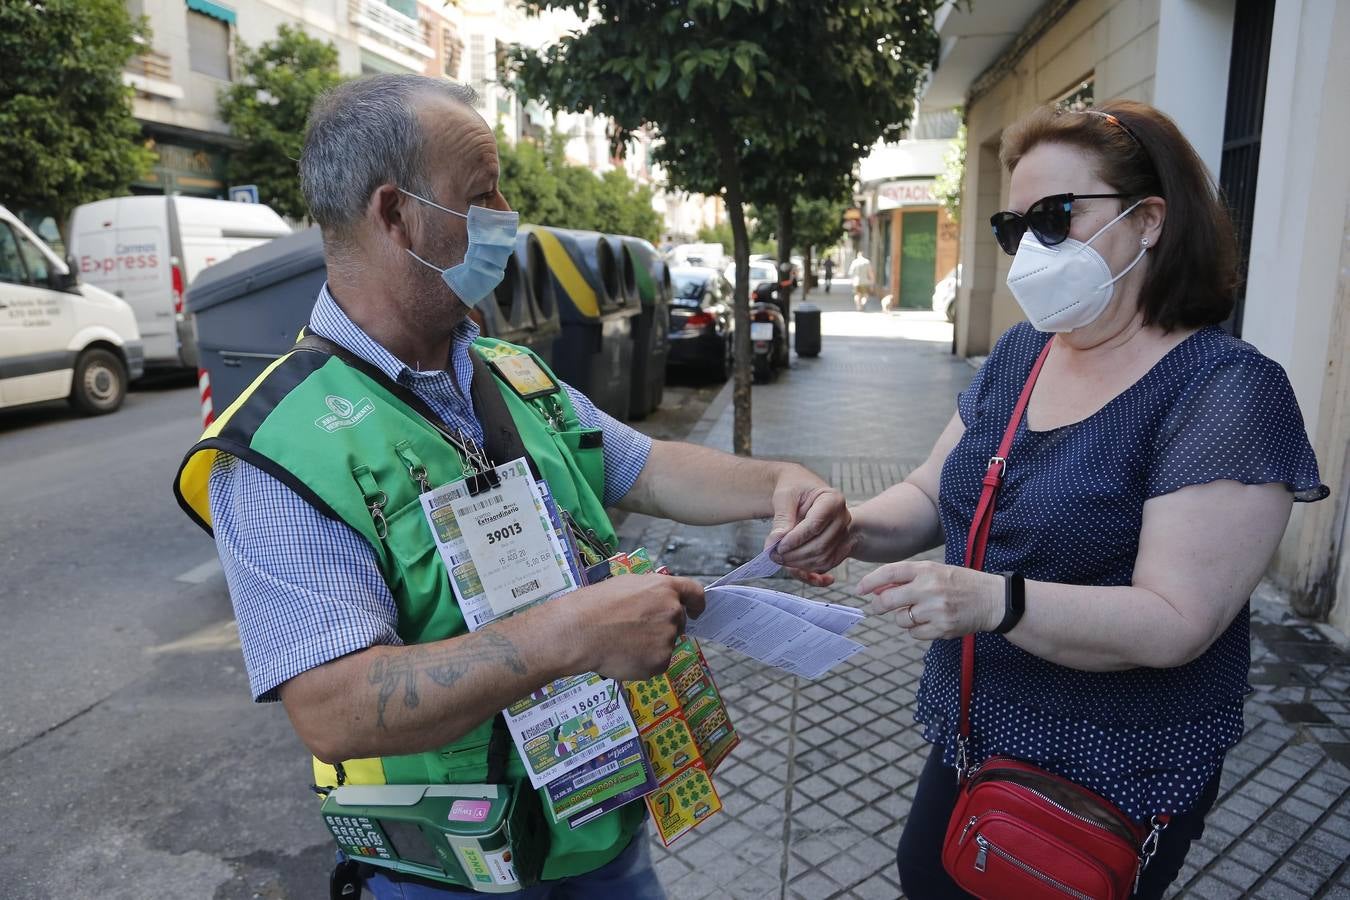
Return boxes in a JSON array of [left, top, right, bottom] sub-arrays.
[[528, 225, 639, 421], [794, 303, 821, 358], [188, 226, 326, 421], [513, 230, 561, 367], [476, 253, 532, 345], [618, 237, 670, 420]]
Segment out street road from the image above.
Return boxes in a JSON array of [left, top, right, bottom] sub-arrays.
[[0, 370, 718, 899]]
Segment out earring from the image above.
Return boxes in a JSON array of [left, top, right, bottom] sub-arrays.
[[1141, 238, 1150, 247]]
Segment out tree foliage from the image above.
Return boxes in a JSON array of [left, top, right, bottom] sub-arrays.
[[700, 219, 773, 257], [512, 0, 938, 454], [0, 0, 154, 227], [751, 194, 849, 255], [497, 131, 662, 241], [218, 25, 344, 220], [934, 119, 966, 225]]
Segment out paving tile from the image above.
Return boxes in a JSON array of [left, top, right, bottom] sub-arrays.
[[1279, 795, 1327, 825], [1289, 842, 1341, 878], [1210, 858, 1265, 892], [1224, 839, 1280, 873], [1188, 875, 1246, 899], [1272, 860, 1328, 895]]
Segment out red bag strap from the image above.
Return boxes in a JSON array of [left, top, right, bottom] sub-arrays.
[[956, 337, 1054, 776]]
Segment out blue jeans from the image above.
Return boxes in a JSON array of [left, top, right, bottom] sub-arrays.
[[360, 834, 666, 900]]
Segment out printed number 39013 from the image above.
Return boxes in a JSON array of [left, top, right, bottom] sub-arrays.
[[486, 522, 524, 545]]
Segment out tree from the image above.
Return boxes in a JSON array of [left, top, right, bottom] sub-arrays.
[[0, 0, 154, 234], [754, 193, 850, 290], [699, 220, 773, 257], [497, 131, 662, 242], [513, 0, 938, 454], [218, 25, 344, 220], [934, 119, 966, 225]]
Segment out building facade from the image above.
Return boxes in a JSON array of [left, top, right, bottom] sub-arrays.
[[920, 0, 1349, 628], [120, 1, 718, 242], [856, 110, 961, 310]]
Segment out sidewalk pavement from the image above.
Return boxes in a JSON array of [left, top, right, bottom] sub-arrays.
[[617, 290, 1350, 900]]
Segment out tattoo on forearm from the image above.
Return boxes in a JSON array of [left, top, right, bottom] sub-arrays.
[[366, 631, 527, 729]]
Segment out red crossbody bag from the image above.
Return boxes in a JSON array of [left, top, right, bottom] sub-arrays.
[[939, 338, 1168, 899]]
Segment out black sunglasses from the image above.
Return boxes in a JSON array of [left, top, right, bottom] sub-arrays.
[[989, 193, 1129, 256]]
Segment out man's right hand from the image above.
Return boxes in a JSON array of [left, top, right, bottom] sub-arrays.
[[552, 575, 706, 682]]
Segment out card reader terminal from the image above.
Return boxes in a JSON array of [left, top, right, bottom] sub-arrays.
[[321, 783, 548, 893]]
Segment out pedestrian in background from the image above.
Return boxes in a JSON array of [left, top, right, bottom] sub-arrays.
[[841, 101, 1327, 898], [822, 255, 835, 293], [848, 252, 873, 311]]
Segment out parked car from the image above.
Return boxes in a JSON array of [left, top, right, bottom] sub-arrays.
[[0, 204, 143, 415], [669, 242, 726, 269], [68, 195, 291, 371], [933, 264, 960, 322], [723, 260, 784, 305], [668, 265, 734, 380]]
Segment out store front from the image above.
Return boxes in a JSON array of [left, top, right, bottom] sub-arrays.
[[866, 179, 958, 310], [132, 132, 230, 198]]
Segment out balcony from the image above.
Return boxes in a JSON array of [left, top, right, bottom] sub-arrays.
[[350, 0, 434, 73], [123, 48, 184, 100]]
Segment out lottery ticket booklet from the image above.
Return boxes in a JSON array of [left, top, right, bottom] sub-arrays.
[[624, 634, 738, 846]]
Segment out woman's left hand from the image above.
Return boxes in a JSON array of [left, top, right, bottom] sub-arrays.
[[857, 561, 1005, 640]]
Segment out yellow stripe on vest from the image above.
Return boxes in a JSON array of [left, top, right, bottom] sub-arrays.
[[522, 224, 601, 318], [178, 352, 298, 529], [313, 756, 386, 792]]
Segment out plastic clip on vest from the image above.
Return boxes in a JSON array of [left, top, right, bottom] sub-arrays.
[[939, 338, 1169, 900]]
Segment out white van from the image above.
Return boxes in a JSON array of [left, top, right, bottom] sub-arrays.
[[0, 205, 143, 415], [68, 196, 291, 370]]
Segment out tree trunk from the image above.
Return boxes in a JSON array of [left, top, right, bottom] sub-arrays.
[[775, 201, 795, 318], [803, 246, 814, 293], [711, 116, 752, 456]]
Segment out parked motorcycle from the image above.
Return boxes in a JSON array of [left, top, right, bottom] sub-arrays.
[[749, 297, 788, 383]]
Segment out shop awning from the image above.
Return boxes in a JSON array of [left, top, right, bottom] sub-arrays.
[[186, 0, 236, 25]]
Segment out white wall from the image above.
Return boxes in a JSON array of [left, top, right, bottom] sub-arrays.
[[1151, 0, 1234, 177], [1240, 0, 1348, 437], [955, 0, 1164, 355], [132, 0, 361, 136]]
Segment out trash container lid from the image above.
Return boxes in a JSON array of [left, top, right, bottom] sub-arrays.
[[187, 226, 325, 314], [795, 303, 820, 313]]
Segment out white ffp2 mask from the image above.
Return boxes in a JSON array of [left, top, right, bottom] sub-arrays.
[[1005, 201, 1147, 332]]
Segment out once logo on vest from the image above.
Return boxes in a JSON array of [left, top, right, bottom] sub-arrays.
[[315, 394, 374, 432]]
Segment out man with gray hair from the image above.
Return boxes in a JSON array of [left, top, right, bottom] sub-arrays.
[[174, 74, 852, 898]]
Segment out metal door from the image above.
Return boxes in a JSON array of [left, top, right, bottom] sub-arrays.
[[1218, 0, 1276, 337]]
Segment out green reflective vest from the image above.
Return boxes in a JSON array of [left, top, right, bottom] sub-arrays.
[[174, 335, 643, 881]]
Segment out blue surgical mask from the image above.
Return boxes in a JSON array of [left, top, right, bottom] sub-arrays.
[[399, 187, 519, 307]]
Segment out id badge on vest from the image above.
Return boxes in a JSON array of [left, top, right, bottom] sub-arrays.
[[419, 458, 579, 623]]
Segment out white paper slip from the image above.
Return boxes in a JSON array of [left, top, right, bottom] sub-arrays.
[[709, 542, 783, 588], [688, 586, 864, 679], [712, 585, 863, 636]]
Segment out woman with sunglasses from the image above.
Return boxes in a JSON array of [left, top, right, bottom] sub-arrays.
[[838, 101, 1327, 898]]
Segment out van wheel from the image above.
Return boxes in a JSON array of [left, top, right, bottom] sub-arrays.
[[69, 348, 127, 416]]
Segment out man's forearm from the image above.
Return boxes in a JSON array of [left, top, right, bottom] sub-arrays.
[[621, 440, 799, 524], [282, 603, 577, 763]]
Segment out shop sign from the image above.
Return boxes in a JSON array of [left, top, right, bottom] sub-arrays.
[[876, 180, 936, 209]]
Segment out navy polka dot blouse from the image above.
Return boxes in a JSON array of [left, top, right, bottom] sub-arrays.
[[917, 323, 1328, 822]]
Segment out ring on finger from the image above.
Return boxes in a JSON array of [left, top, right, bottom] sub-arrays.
[[905, 605, 917, 628]]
